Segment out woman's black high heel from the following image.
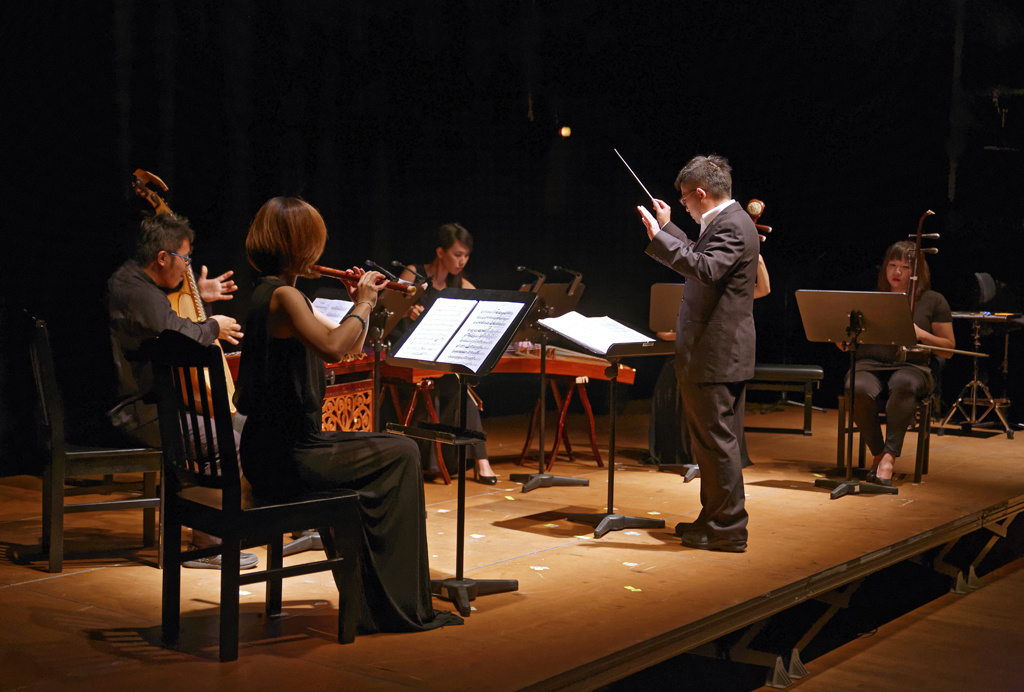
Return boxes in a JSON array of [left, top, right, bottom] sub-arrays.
[[472, 465, 498, 485], [869, 459, 895, 487], [871, 475, 893, 487]]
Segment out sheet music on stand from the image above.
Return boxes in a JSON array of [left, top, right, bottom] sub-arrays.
[[311, 297, 354, 323], [387, 289, 537, 375], [385, 288, 537, 616], [538, 311, 675, 358], [538, 310, 673, 537], [513, 282, 585, 342]]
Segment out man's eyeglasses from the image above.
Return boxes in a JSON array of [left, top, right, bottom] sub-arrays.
[[168, 251, 192, 266], [679, 188, 701, 205]]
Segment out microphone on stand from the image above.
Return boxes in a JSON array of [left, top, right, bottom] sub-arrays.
[[365, 259, 398, 281], [392, 260, 428, 285], [552, 265, 583, 296], [517, 266, 546, 292]]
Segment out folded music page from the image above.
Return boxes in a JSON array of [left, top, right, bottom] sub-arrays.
[[538, 311, 655, 355]]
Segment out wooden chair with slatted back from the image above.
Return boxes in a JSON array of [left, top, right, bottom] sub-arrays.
[[20, 308, 163, 573], [148, 329, 363, 661]]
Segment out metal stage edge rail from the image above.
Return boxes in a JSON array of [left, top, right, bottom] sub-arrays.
[[521, 492, 1024, 692]]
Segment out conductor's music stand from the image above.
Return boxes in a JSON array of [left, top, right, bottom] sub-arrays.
[[385, 288, 537, 616], [509, 279, 591, 492], [539, 313, 674, 537], [795, 290, 917, 499]]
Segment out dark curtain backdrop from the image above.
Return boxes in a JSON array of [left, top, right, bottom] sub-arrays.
[[3, 0, 1022, 433]]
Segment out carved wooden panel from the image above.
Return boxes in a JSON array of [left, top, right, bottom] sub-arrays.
[[322, 387, 373, 432]]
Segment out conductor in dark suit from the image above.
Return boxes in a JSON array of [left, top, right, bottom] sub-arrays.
[[638, 154, 758, 552]]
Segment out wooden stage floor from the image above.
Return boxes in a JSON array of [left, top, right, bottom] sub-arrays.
[[1, 403, 1021, 691]]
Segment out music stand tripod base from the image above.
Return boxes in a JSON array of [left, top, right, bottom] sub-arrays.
[[509, 472, 589, 492], [511, 330, 592, 493], [814, 477, 898, 500], [386, 420, 519, 617], [430, 577, 519, 617], [566, 512, 666, 540], [658, 464, 700, 482], [282, 530, 323, 556]]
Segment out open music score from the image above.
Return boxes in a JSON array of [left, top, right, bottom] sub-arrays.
[[538, 310, 669, 357], [311, 297, 354, 324], [385, 288, 537, 615], [393, 296, 527, 373]]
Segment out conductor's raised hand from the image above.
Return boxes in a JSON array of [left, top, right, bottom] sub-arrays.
[[637, 204, 660, 240], [197, 266, 238, 302], [652, 198, 672, 229]]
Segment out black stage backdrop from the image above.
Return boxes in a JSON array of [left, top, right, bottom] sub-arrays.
[[3, 1, 1022, 436]]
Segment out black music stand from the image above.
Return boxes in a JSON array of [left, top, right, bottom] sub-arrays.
[[385, 288, 536, 616], [539, 313, 674, 537], [795, 290, 917, 499], [508, 281, 591, 492]]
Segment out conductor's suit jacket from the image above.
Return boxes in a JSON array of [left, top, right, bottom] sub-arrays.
[[645, 201, 759, 384]]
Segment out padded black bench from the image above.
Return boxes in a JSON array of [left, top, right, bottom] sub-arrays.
[[746, 364, 825, 435]]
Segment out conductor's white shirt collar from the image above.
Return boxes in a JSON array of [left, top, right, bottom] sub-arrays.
[[700, 199, 736, 236]]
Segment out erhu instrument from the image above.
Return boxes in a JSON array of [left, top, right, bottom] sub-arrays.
[[898, 210, 939, 363]]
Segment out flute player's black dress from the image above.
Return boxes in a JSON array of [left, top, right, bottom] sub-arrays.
[[237, 276, 462, 633]]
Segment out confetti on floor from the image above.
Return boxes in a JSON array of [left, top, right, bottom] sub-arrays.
[[624, 586, 642, 592], [530, 566, 550, 571]]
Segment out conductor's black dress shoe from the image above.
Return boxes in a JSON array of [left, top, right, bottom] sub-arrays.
[[674, 520, 705, 536], [677, 530, 746, 553]]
